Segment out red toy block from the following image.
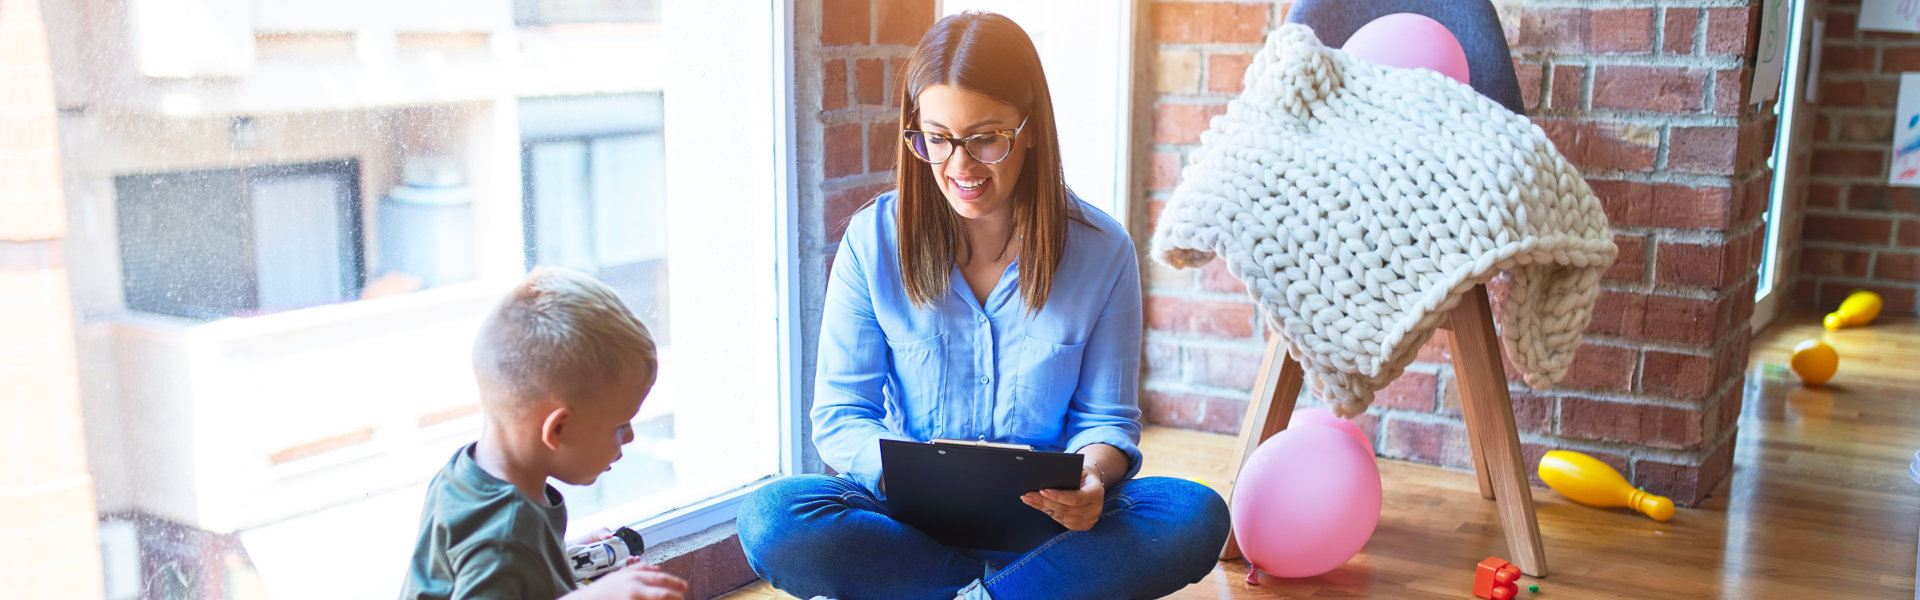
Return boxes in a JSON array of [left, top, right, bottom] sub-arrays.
[[1474, 556, 1522, 600]]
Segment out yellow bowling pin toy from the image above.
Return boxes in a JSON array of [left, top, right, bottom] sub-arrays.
[[1538, 450, 1674, 522], [1824, 290, 1883, 330]]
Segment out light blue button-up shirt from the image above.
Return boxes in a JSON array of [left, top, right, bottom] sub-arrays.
[[813, 191, 1144, 497]]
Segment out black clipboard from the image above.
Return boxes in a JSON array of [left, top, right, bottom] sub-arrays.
[[880, 439, 1083, 552]]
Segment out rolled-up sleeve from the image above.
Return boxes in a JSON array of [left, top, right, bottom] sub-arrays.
[[811, 237, 903, 495], [1062, 247, 1145, 480]]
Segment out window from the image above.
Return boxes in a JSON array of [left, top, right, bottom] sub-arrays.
[[53, 1, 794, 597], [116, 160, 364, 319], [1754, 0, 1813, 328]]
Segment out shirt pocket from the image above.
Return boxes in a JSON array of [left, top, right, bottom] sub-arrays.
[[1008, 334, 1089, 440], [885, 332, 947, 435]]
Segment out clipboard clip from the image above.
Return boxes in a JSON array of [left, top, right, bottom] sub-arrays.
[[930, 438, 1034, 451]]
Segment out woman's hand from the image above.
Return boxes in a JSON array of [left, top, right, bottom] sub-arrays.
[[1021, 466, 1105, 531]]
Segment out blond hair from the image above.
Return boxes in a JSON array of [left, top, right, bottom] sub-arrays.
[[473, 267, 657, 414]]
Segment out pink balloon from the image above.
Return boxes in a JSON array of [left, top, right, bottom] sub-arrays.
[[1341, 13, 1471, 86], [1291, 407, 1374, 456], [1230, 425, 1382, 578]]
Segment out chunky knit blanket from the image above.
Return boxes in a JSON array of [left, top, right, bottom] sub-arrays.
[[1150, 24, 1616, 417]]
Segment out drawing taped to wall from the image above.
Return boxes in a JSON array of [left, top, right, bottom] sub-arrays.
[[1861, 0, 1920, 33], [1894, 73, 1920, 187]]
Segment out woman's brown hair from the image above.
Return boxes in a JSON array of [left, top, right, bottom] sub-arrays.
[[893, 11, 1079, 314]]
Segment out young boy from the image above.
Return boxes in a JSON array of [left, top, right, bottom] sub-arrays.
[[402, 267, 688, 600]]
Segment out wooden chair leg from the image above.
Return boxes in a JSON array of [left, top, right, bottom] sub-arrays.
[[1455, 374, 1498, 500], [1218, 333, 1305, 561], [1445, 285, 1549, 577]]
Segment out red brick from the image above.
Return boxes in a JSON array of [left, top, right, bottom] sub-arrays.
[[1835, 113, 1893, 144], [889, 57, 907, 107], [1803, 214, 1894, 245], [1606, 234, 1647, 281], [876, 0, 934, 45], [1656, 241, 1729, 287], [1589, 289, 1648, 338], [1380, 417, 1472, 470], [1797, 248, 1873, 276], [1663, 8, 1699, 54], [822, 0, 870, 46], [1807, 183, 1842, 209], [1150, 2, 1269, 44], [1652, 183, 1732, 230], [1550, 64, 1583, 110], [1561, 397, 1705, 449], [1876, 253, 1920, 280], [868, 121, 896, 173], [1517, 9, 1584, 53], [855, 58, 884, 105], [1864, 79, 1901, 109], [1643, 293, 1726, 346], [1142, 389, 1208, 430], [1560, 343, 1636, 392], [1208, 53, 1253, 94], [1668, 126, 1738, 175], [1593, 66, 1707, 113], [1148, 151, 1181, 191], [823, 59, 848, 111], [1821, 45, 1876, 74], [1885, 47, 1920, 73], [1153, 103, 1228, 144], [1826, 12, 1856, 39], [1535, 118, 1658, 172], [1144, 296, 1257, 338], [1736, 118, 1776, 173], [1591, 179, 1650, 225], [824, 124, 864, 179], [1590, 8, 1656, 54], [824, 183, 887, 243], [1375, 370, 1437, 412], [1714, 69, 1746, 115], [1902, 219, 1920, 248], [1635, 438, 1735, 506], [1506, 389, 1556, 433], [1852, 186, 1920, 213], [1145, 341, 1181, 381], [1705, 6, 1754, 56], [1141, 388, 1248, 435], [1820, 80, 1865, 107], [1198, 259, 1247, 294], [1415, 334, 1450, 363], [1187, 345, 1264, 389], [1516, 61, 1542, 110], [1641, 350, 1713, 398], [1812, 149, 1887, 178]]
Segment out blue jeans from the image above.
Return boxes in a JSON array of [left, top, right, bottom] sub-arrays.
[[736, 474, 1231, 600]]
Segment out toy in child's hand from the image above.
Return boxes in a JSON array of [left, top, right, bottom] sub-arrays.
[[1789, 339, 1839, 386], [1538, 450, 1674, 522], [1824, 290, 1882, 330], [1473, 556, 1522, 600], [568, 526, 646, 582]]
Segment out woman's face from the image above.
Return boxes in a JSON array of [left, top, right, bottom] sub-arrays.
[[914, 84, 1029, 221]]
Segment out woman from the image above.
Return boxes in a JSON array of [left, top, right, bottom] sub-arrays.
[[737, 12, 1230, 600]]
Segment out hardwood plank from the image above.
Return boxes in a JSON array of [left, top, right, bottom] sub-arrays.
[[721, 314, 1920, 600]]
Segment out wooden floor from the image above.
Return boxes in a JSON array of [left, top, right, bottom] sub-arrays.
[[722, 313, 1920, 599]]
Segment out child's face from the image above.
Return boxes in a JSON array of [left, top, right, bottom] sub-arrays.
[[549, 369, 649, 486]]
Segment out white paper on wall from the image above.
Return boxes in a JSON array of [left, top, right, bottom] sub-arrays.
[[1893, 73, 1920, 187], [1807, 19, 1824, 103], [1750, 0, 1790, 105], [1862, 0, 1920, 33]]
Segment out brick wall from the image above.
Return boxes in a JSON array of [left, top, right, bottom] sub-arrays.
[[1137, 0, 1773, 506], [794, 0, 935, 465], [1796, 0, 1920, 316]]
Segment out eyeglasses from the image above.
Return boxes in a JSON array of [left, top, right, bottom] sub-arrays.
[[902, 117, 1028, 164]]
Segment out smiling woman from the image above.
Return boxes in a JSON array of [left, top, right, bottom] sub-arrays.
[[735, 12, 1230, 600]]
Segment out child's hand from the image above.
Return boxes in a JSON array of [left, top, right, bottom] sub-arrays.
[[561, 559, 687, 600]]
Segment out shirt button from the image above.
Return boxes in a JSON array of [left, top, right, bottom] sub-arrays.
[[979, 376, 991, 384], [977, 314, 987, 323]]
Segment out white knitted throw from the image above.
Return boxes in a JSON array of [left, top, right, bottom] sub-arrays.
[[1150, 24, 1617, 417]]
